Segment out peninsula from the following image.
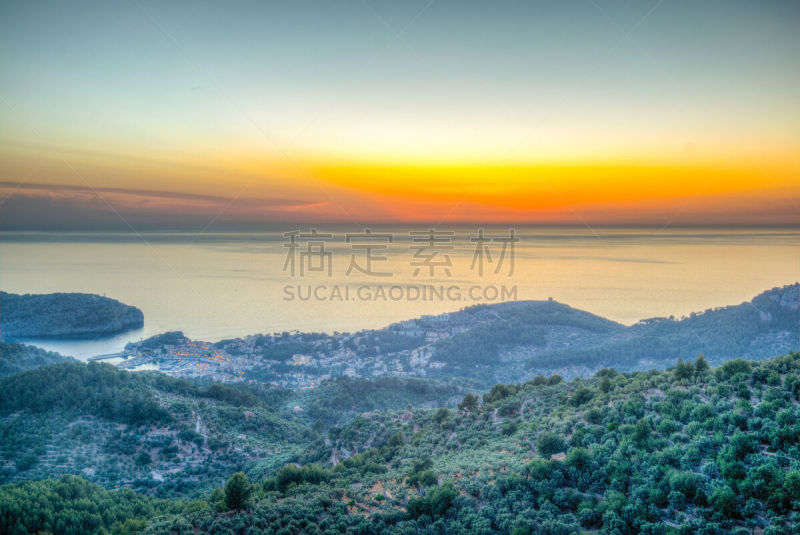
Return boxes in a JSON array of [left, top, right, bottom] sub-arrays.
[[0, 292, 143, 339]]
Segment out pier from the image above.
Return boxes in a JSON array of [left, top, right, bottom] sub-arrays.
[[88, 352, 125, 361]]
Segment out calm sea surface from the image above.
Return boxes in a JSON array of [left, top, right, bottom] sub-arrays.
[[1, 227, 798, 359]]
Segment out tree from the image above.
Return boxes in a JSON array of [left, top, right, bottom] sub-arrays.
[[526, 458, 553, 480], [135, 450, 151, 466], [674, 358, 693, 380], [600, 376, 613, 393], [267, 464, 331, 492], [669, 472, 703, 501], [632, 419, 651, 445], [458, 393, 479, 412], [710, 485, 737, 518], [695, 354, 709, 375], [569, 387, 594, 406], [784, 470, 800, 500], [566, 447, 591, 472], [502, 421, 518, 436], [432, 407, 450, 425], [429, 481, 458, 516], [411, 457, 433, 473], [547, 375, 563, 386], [407, 481, 458, 519], [536, 432, 567, 458], [224, 472, 251, 510], [719, 359, 751, 380]]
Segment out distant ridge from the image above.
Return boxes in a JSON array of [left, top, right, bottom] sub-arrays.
[[505, 282, 800, 378], [421, 283, 799, 383], [209, 282, 800, 387]]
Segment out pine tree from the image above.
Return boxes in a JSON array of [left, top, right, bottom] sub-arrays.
[[674, 358, 693, 380], [224, 472, 251, 511], [695, 354, 710, 375]]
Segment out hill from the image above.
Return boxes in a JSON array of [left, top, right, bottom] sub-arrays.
[[286, 375, 468, 428], [1, 352, 799, 533], [0, 291, 144, 339], [513, 282, 800, 378], [0, 342, 72, 378], [428, 284, 799, 383], [122, 284, 799, 389], [0, 361, 310, 496]]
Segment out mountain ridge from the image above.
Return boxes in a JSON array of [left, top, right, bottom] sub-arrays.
[[104, 283, 800, 389]]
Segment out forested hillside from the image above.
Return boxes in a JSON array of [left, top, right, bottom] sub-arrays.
[[287, 375, 467, 428], [523, 283, 800, 375], [0, 292, 144, 338], [0, 342, 71, 378], [0, 360, 467, 497], [434, 284, 800, 383], [2, 352, 799, 534], [0, 362, 311, 496]]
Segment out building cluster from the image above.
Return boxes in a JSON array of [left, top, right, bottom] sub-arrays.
[[114, 311, 489, 389]]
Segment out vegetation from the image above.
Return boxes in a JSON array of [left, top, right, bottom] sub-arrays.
[[0, 342, 71, 378], [1, 351, 799, 533], [522, 284, 800, 374], [224, 472, 252, 510], [0, 475, 197, 535], [135, 331, 186, 350], [432, 300, 620, 368], [0, 292, 143, 338], [0, 362, 172, 425], [290, 375, 467, 428], [0, 361, 311, 496]]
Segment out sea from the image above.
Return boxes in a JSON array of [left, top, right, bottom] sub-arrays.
[[1, 226, 797, 360]]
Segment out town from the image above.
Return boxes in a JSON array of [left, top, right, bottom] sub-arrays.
[[112, 312, 465, 389], [103, 297, 634, 390]]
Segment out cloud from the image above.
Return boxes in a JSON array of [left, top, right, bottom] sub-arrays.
[[0, 181, 313, 206], [0, 181, 329, 230]]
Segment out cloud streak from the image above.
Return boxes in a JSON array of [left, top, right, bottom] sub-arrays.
[[0, 181, 330, 230]]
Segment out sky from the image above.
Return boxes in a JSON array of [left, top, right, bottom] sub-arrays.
[[0, 0, 798, 229]]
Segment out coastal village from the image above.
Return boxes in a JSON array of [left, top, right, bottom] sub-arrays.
[[105, 298, 613, 389], [112, 313, 463, 389]]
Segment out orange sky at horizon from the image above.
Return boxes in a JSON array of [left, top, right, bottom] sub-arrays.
[[1, 138, 798, 228], [2, 1, 799, 229]]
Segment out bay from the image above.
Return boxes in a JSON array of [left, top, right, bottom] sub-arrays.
[[1, 226, 797, 359]]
